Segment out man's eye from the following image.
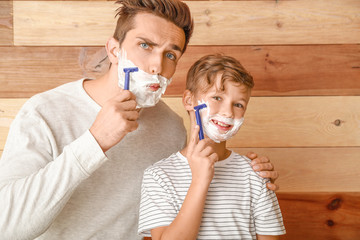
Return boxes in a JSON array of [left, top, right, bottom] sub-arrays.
[[166, 52, 176, 61], [140, 43, 149, 49], [234, 103, 244, 108]]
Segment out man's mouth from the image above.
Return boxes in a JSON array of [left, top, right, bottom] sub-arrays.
[[147, 83, 160, 92], [211, 119, 233, 132]]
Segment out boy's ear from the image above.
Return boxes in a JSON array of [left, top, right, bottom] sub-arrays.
[[182, 90, 195, 111], [105, 37, 120, 64]]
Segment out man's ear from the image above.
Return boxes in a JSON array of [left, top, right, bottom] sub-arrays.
[[105, 37, 120, 64], [182, 90, 195, 111]]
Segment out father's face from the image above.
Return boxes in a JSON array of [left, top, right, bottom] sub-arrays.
[[120, 12, 186, 81]]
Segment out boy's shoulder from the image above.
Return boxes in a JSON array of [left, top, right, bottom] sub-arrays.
[[222, 151, 252, 169], [222, 151, 268, 183], [147, 151, 185, 167]]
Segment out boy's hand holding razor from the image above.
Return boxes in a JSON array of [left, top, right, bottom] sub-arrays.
[[186, 125, 219, 187]]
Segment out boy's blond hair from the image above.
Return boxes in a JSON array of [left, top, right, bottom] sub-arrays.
[[186, 54, 254, 93]]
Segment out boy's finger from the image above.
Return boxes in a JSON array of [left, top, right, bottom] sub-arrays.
[[187, 124, 200, 155], [209, 152, 219, 163]]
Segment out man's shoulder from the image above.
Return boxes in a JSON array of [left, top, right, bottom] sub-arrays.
[[21, 79, 85, 114], [149, 100, 180, 118], [32, 79, 83, 101]]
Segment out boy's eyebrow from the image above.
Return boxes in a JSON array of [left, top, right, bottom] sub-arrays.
[[137, 37, 183, 53], [238, 97, 249, 103]]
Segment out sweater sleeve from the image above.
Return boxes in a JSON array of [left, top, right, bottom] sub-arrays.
[[0, 109, 108, 239]]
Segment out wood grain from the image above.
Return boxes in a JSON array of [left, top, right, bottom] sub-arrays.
[[0, 98, 26, 150], [0, 1, 13, 46], [2, 97, 360, 149], [1, 45, 359, 97], [277, 192, 360, 240], [13, 0, 360, 46], [170, 45, 360, 96], [163, 97, 360, 148], [231, 147, 360, 192], [0, 46, 108, 97]]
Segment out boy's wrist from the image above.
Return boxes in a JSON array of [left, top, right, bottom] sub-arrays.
[[190, 178, 212, 191]]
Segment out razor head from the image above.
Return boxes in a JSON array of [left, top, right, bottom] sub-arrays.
[[123, 67, 139, 90], [194, 103, 207, 111]]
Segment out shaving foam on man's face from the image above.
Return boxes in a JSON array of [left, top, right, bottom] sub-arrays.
[[199, 101, 244, 143], [117, 50, 172, 108]]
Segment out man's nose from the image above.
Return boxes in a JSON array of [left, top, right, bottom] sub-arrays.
[[149, 54, 163, 75]]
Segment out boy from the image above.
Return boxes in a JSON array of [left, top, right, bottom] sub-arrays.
[[138, 54, 286, 239]]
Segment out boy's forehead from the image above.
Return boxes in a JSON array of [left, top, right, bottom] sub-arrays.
[[196, 76, 251, 99]]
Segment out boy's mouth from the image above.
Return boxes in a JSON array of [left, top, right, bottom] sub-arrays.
[[147, 83, 160, 92], [211, 119, 233, 132]]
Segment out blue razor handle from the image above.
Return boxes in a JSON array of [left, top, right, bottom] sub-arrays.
[[123, 67, 139, 90], [194, 103, 207, 140]]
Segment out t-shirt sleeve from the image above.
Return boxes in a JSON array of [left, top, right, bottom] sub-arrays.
[[138, 167, 178, 237], [253, 179, 286, 236]]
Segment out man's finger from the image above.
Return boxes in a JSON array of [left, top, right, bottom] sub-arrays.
[[258, 170, 279, 180], [250, 156, 271, 166], [252, 162, 274, 172], [266, 182, 279, 192], [113, 89, 137, 102], [246, 151, 258, 160]]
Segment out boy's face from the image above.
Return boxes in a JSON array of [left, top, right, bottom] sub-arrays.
[[192, 73, 251, 138], [120, 12, 186, 82]]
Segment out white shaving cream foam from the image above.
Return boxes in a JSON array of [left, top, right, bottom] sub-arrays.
[[117, 50, 172, 108], [199, 101, 244, 143]]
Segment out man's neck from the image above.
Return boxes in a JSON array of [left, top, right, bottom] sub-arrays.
[[83, 69, 118, 107]]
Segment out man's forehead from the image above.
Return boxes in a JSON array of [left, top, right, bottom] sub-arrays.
[[132, 12, 185, 51]]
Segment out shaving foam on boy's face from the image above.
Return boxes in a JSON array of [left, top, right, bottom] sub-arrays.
[[198, 100, 244, 143], [117, 49, 172, 108]]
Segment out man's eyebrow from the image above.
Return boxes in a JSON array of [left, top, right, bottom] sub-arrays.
[[137, 37, 182, 52], [170, 44, 183, 53], [137, 37, 158, 46]]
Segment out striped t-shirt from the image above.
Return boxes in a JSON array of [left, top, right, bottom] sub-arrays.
[[138, 151, 286, 239]]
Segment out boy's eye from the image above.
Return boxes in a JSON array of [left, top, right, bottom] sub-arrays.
[[234, 103, 244, 108], [166, 52, 176, 61], [140, 42, 149, 49], [212, 96, 221, 101]]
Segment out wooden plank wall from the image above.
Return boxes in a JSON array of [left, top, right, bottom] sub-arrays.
[[1, 1, 360, 239]]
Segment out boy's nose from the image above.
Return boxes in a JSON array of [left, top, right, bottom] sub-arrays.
[[219, 104, 234, 118]]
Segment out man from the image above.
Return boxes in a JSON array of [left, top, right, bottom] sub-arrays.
[[0, 0, 278, 239]]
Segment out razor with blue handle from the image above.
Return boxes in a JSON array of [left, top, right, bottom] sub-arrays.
[[194, 103, 207, 140]]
